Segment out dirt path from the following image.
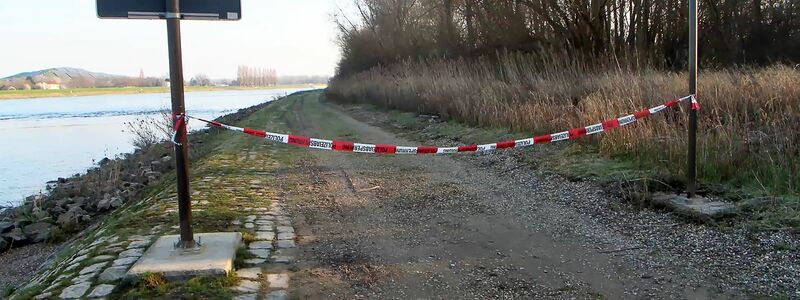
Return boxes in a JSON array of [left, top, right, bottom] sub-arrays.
[[276, 93, 793, 299]]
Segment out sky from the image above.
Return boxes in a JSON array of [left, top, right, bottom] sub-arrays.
[[0, 0, 346, 79]]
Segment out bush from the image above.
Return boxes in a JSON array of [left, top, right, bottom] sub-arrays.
[[124, 110, 172, 150]]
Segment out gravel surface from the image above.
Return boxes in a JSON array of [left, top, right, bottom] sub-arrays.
[[281, 95, 799, 299], [0, 243, 60, 291]]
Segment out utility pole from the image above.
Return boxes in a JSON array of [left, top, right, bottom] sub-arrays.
[[687, 0, 699, 197], [166, 0, 195, 248]]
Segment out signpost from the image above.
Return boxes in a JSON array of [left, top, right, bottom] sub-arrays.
[[98, 0, 241, 249], [687, 0, 699, 198]]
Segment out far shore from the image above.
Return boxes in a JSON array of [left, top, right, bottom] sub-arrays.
[[0, 84, 327, 100]]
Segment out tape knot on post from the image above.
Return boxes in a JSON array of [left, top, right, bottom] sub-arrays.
[[690, 95, 701, 111], [171, 113, 188, 146]]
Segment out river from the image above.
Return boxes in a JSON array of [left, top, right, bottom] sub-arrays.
[[0, 88, 313, 206]]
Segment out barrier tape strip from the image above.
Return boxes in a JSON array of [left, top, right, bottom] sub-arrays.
[[187, 95, 697, 155], [171, 113, 187, 146]]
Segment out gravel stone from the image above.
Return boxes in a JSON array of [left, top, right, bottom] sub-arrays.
[[267, 273, 289, 289]]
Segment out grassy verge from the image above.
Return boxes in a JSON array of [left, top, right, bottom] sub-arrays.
[[333, 95, 800, 232], [0, 84, 327, 100]]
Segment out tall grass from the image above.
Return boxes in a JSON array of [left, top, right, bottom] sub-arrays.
[[327, 53, 800, 196]]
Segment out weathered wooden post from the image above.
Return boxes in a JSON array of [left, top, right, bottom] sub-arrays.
[[687, 0, 699, 197]]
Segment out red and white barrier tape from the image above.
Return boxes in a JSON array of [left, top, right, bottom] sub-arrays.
[[187, 95, 697, 155], [171, 113, 188, 146]]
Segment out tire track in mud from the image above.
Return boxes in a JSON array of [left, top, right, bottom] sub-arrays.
[[280, 93, 782, 299]]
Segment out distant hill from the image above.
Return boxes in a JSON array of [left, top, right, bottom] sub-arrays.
[[1, 67, 125, 81]]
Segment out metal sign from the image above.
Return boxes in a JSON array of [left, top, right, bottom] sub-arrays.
[[97, 0, 241, 20], [98, 0, 241, 249]]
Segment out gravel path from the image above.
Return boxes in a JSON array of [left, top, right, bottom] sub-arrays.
[[282, 94, 798, 299], [0, 243, 60, 291]]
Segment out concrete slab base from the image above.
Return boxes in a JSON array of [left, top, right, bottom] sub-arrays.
[[127, 232, 241, 280], [651, 193, 735, 220]]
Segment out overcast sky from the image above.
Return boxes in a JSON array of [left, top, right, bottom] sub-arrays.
[[0, 0, 344, 79]]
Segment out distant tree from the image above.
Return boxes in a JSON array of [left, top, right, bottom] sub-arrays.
[[189, 74, 211, 86], [236, 65, 277, 86], [70, 76, 96, 88]]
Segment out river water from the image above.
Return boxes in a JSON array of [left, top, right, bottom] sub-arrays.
[[0, 88, 312, 206]]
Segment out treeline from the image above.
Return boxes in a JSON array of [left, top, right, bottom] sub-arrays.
[[235, 65, 277, 86], [335, 0, 800, 76], [0, 75, 164, 90]]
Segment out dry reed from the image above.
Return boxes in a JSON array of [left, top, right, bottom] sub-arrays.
[[327, 53, 800, 196]]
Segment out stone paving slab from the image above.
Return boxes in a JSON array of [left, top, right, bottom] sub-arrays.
[[87, 284, 116, 298], [255, 231, 275, 241], [59, 281, 92, 299], [266, 290, 288, 300], [237, 267, 262, 280], [249, 241, 273, 249], [127, 232, 241, 280], [234, 280, 260, 293]]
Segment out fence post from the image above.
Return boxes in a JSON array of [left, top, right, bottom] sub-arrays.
[[687, 0, 699, 197]]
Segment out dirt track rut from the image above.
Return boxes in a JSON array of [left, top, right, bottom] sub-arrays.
[[279, 93, 790, 299]]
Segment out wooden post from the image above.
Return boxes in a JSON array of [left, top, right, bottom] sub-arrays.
[[687, 0, 699, 197]]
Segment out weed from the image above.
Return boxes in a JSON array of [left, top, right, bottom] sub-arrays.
[[142, 272, 168, 289]]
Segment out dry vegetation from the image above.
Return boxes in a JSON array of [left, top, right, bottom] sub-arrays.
[[327, 53, 800, 199]]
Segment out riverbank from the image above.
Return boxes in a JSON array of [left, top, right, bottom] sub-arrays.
[[0, 84, 326, 100], [5, 90, 798, 299], [4, 90, 316, 299], [1, 91, 318, 296]]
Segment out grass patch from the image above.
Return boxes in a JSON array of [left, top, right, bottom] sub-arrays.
[[119, 273, 237, 300]]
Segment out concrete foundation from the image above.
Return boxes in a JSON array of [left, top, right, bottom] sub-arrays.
[[127, 232, 241, 280], [651, 193, 735, 220]]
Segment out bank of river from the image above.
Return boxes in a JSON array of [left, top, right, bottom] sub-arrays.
[[0, 88, 312, 206], [0, 85, 325, 100]]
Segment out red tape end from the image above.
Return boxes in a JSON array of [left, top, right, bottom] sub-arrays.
[[243, 128, 267, 138]]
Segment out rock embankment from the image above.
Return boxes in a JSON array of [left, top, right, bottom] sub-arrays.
[[0, 150, 175, 253], [0, 90, 316, 254]]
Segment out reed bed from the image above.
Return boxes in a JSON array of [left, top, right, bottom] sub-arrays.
[[327, 53, 800, 197]]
